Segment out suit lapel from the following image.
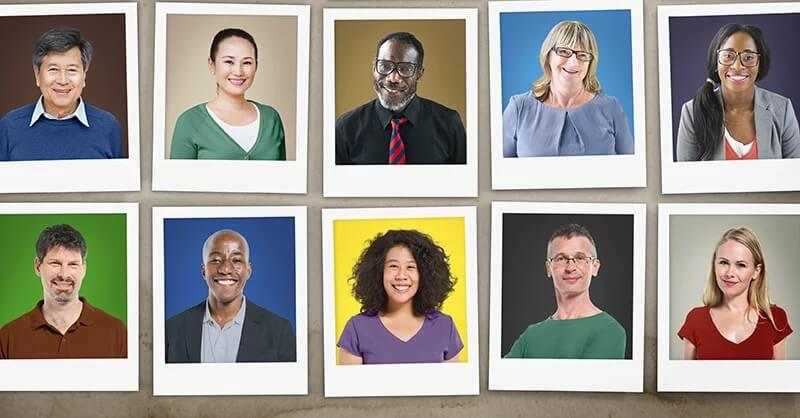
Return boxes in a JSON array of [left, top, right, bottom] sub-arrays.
[[236, 300, 260, 362], [753, 88, 773, 159], [186, 302, 205, 363]]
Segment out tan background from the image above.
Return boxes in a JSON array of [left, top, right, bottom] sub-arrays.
[[165, 14, 297, 160], [334, 19, 466, 126], [669, 215, 800, 360], [2, 0, 800, 417]]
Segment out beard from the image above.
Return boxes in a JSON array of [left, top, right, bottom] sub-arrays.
[[373, 79, 416, 112]]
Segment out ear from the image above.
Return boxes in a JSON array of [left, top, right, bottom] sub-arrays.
[[34, 257, 42, 277], [33, 66, 41, 87], [415, 66, 424, 81], [544, 260, 551, 278], [591, 258, 601, 278], [200, 263, 206, 279], [753, 264, 762, 280], [208, 57, 215, 75]]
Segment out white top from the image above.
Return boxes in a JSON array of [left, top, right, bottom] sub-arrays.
[[724, 127, 754, 158], [206, 103, 260, 152]]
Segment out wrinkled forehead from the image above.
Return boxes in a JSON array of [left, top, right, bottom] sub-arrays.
[[376, 40, 419, 63]]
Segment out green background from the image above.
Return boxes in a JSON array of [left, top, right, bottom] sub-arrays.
[[0, 214, 127, 327]]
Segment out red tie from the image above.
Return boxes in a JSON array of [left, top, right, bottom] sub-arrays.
[[389, 116, 408, 164]]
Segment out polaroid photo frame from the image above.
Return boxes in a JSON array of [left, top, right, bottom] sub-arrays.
[[321, 206, 479, 397], [488, 0, 646, 190], [489, 201, 645, 392], [658, 3, 800, 194], [152, 206, 308, 396], [0, 3, 140, 193], [0, 202, 139, 391], [152, 3, 309, 193], [322, 8, 478, 197], [658, 203, 800, 392]]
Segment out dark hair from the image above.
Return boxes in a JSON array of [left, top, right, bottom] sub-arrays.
[[36, 224, 87, 262], [210, 28, 258, 61], [32, 27, 93, 70], [692, 24, 770, 160], [350, 230, 455, 316], [547, 223, 597, 257], [375, 32, 425, 67]]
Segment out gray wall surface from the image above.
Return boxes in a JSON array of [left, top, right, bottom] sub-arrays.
[[1, 0, 800, 417]]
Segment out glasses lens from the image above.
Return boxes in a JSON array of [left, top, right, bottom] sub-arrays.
[[554, 47, 572, 58], [717, 51, 737, 65], [396, 63, 416, 77], [376, 60, 394, 75], [575, 52, 592, 62], [741, 52, 758, 67]]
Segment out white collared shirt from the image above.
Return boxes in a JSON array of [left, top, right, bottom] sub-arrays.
[[29, 96, 90, 127]]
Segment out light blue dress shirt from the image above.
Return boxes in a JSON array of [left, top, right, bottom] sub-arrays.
[[201, 296, 247, 363], [29, 96, 89, 127]]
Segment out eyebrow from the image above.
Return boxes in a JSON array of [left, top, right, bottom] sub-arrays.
[[219, 55, 254, 60]]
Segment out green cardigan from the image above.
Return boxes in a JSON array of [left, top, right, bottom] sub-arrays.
[[504, 311, 626, 359], [170, 101, 286, 160]]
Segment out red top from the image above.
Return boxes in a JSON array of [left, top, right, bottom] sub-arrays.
[[724, 137, 758, 160], [678, 305, 792, 359]]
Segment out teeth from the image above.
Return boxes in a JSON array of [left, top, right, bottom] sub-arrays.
[[392, 284, 411, 292], [216, 279, 236, 285], [728, 75, 747, 81], [229, 79, 245, 85]]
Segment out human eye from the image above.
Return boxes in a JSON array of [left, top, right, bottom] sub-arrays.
[[574, 254, 588, 263], [742, 53, 757, 63], [717, 259, 729, 266], [553, 255, 567, 264]]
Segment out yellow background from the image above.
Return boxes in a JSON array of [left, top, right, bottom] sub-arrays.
[[333, 217, 468, 363]]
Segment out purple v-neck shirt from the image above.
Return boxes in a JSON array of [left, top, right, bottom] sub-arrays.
[[337, 310, 463, 364]]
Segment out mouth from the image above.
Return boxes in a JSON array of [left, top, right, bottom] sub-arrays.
[[213, 277, 239, 286], [561, 67, 581, 75], [721, 278, 739, 287], [562, 277, 581, 284], [52, 88, 72, 96], [390, 283, 412, 293], [228, 78, 247, 86], [725, 73, 750, 83], [50, 279, 75, 292], [381, 83, 407, 94]]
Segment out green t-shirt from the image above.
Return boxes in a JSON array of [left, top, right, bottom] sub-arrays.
[[170, 101, 286, 160], [504, 311, 626, 359]]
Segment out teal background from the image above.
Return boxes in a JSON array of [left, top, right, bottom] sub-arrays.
[[0, 214, 127, 327]]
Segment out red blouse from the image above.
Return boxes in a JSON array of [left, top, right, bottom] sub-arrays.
[[678, 305, 792, 360]]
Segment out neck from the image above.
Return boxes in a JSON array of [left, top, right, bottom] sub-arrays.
[[211, 91, 249, 109], [552, 291, 599, 319], [382, 301, 417, 318], [722, 86, 755, 111], [720, 292, 751, 313], [208, 295, 243, 327], [547, 82, 587, 108], [44, 100, 79, 118], [41, 296, 83, 331]]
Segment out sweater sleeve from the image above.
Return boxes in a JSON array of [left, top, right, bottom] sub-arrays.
[[584, 320, 627, 359], [109, 114, 123, 158], [780, 98, 800, 158], [502, 95, 520, 158], [274, 110, 286, 161], [0, 116, 8, 161], [504, 326, 529, 358], [676, 100, 700, 161], [169, 110, 199, 159], [610, 96, 634, 155]]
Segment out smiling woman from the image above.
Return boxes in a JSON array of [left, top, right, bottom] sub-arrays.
[[169, 28, 286, 160]]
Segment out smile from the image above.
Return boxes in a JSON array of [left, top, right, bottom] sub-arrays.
[[725, 73, 750, 82], [51, 279, 74, 290], [52, 88, 72, 95], [381, 84, 406, 94], [562, 277, 581, 283], [561, 68, 580, 75], [721, 279, 739, 287], [391, 284, 412, 293], [214, 278, 238, 286], [228, 78, 247, 86]]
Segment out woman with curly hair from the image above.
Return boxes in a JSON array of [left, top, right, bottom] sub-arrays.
[[337, 229, 463, 364]]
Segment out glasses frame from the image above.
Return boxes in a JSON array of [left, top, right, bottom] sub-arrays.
[[546, 254, 599, 267], [551, 46, 594, 62], [374, 59, 420, 78], [716, 49, 760, 68]]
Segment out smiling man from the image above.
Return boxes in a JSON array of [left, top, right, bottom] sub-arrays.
[[505, 223, 626, 359], [165, 229, 295, 363], [335, 31, 466, 165], [0, 224, 127, 359], [0, 27, 122, 161]]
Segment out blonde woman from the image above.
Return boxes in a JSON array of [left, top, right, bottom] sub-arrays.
[[502, 20, 633, 157], [678, 227, 792, 359]]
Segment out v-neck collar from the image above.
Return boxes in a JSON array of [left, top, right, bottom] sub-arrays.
[[707, 307, 759, 346], [202, 101, 262, 156], [376, 314, 426, 344]]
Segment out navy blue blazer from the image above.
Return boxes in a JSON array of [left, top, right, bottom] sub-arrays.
[[165, 299, 296, 363]]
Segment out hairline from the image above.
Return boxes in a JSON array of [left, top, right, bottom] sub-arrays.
[[202, 229, 251, 263]]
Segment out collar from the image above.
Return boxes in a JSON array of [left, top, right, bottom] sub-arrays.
[[28, 296, 96, 330], [203, 295, 247, 327], [29, 96, 89, 127], [374, 95, 421, 129]]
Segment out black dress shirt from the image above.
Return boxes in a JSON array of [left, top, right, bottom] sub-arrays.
[[335, 95, 467, 164]]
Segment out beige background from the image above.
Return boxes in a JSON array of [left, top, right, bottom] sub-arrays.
[[334, 19, 466, 125], [669, 215, 800, 360], [2, 0, 800, 417], [165, 14, 297, 160]]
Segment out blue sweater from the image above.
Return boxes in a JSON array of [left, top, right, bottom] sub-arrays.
[[0, 102, 122, 161]]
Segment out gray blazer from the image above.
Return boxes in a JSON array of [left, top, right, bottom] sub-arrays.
[[677, 86, 800, 160]]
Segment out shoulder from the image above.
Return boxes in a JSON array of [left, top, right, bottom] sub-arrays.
[[345, 312, 375, 326], [336, 101, 374, 127], [508, 91, 538, 107], [756, 87, 791, 108], [1, 103, 36, 126], [417, 96, 458, 115], [597, 312, 626, 334], [175, 104, 208, 124], [425, 310, 455, 326], [166, 301, 205, 329], [769, 304, 789, 324], [591, 93, 623, 110], [84, 103, 119, 124], [684, 306, 709, 321], [84, 302, 126, 332], [0, 307, 37, 336], [245, 300, 291, 328], [251, 101, 281, 119]]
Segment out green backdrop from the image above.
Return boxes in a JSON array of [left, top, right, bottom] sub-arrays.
[[0, 214, 127, 327]]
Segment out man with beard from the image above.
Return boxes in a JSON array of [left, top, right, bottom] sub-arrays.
[[165, 229, 295, 363], [0, 224, 127, 359], [335, 32, 466, 165]]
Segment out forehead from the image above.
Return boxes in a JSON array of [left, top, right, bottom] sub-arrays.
[[41, 46, 83, 68], [716, 239, 755, 261], [216, 36, 255, 56], [376, 40, 419, 63], [549, 235, 594, 255], [43, 245, 84, 261], [385, 244, 415, 261], [205, 234, 247, 255], [720, 32, 757, 51], [552, 29, 592, 52]]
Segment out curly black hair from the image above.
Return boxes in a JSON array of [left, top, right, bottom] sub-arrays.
[[350, 229, 456, 316]]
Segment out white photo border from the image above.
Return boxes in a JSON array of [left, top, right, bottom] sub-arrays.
[[658, 3, 800, 194], [152, 206, 308, 396], [0, 3, 140, 193], [488, 201, 645, 392], [0, 202, 139, 391], [321, 206, 479, 397], [322, 8, 478, 197], [488, 0, 646, 190], [658, 203, 800, 392], [152, 3, 310, 194]]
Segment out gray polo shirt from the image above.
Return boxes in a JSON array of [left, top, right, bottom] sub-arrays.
[[201, 296, 247, 363]]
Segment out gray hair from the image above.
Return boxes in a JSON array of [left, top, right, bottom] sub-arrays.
[[32, 27, 93, 70], [202, 229, 250, 263]]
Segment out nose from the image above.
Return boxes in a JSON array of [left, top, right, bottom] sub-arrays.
[[57, 69, 69, 84], [218, 258, 234, 274], [730, 54, 745, 70], [566, 54, 580, 64], [386, 69, 403, 83]]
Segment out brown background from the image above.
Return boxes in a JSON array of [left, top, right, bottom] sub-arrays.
[[0, 13, 130, 157], [1, 0, 800, 417]]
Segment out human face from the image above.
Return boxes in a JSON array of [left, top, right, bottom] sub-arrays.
[[202, 233, 252, 305], [372, 40, 423, 112], [546, 236, 599, 298], [33, 47, 86, 117], [382, 245, 420, 309], [714, 239, 761, 300], [548, 43, 590, 89], [717, 32, 759, 94], [208, 36, 257, 98], [35, 246, 86, 305]]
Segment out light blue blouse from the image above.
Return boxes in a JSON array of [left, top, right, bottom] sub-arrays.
[[503, 91, 634, 157]]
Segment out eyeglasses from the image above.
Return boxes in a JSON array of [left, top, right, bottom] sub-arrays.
[[716, 49, 760, 67], [374, 59, 419, 78], [547, 254, 598, 267], [551, 46, 594, 62]]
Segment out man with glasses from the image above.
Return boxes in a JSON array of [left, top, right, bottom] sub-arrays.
[[335, 31, 466, 165], [504, 223, 626, 359]]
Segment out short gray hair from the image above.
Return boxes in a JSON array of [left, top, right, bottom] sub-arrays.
[[32, 27, 93, 70]]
